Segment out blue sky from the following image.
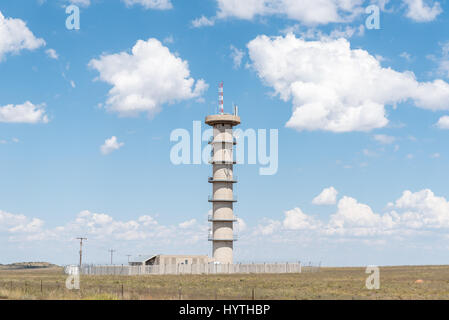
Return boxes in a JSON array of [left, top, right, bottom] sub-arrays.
[[1, 0, 449, 266]]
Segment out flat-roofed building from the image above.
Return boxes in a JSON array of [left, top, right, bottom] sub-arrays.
[[129, 254, 210, 266]]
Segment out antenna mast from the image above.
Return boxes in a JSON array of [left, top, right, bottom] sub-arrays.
[[219, 81, 224, 114]]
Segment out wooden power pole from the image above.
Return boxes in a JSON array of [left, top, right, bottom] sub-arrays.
[[76, 237, 87, 269], [109, 249, 116, 265]]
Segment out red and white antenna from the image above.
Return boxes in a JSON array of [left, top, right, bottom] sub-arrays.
[[219, 81, 224, 114]]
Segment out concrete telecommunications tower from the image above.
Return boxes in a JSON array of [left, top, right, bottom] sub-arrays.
[[205, 81, 240, 264]]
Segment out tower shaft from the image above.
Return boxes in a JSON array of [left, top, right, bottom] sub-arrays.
[[205, 114, 240, 264]]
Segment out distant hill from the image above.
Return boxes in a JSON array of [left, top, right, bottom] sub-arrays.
[[0, 262, 59, 270]]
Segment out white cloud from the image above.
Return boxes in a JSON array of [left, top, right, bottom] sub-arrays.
[[436, 115, 449, 129], [290, 25, 365, 40], [0, 210, 44, 234], [373, 134, 396, 144], [191, 15, 216, 28], [312, 187, 339, 205], [100, 136, 124, 155], [45, 48, 58, 60], [138, 215, 158, 226], [67, 210, 151, 241], [394, 189, 449, 228], [4, 189, 449, 250], [68, 0, 91, 7], [179, 219, 196, 229], [436, 42, 449, 78], [0, 11, 45, 61], [254, 219, 281, 235], [1, 209, 210, 247], [237, 217, 247, 232], [247, 34, 449, 132], [326, 196, 398, 236], [121, 0, 173, 10], [214, 0, 365, 25], [193, 1, 441, 27], [230, 45, 244, 69], [249, 188, 449, 241], [0, 101, 49, 124], [283, 207, 320, 230], [89, 38, 208, 118], [403, 0, 442, 22]]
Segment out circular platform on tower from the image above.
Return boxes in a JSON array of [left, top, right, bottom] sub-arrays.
[[205, 114, 241, 126]]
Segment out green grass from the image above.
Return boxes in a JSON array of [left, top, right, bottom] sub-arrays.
[[1, 265, 449, 300]]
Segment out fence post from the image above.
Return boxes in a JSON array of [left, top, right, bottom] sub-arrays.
[[41, 280, 43, 294], [252, 288, 255, 300], [178, 287, 182, 300]]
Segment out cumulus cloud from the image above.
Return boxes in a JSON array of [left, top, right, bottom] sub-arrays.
[[436, 115, 449, 129], [312, 187, 339, 205], [283, 207, 320, 230], [121, 0, 173, 10], [266, 189, 449, 238], [403, 0, 442, 22], [1, 209, 210, 248], [394, 189, 449, 229], [0, 102, 49, 124], [0, 11, 45, 61], [247, 34, 449, 132], [0, 210, 44, 234], [326, 196, 398, 236], [100, 136, 124, 155], [254, 219, 281, 235], [4, 189, 449, 250], [89, 38, 208, 118]]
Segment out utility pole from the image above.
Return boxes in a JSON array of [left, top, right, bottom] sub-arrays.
[[126, 255, 132, 264], [76, 237, 87, 269], [109, 249, 116, 265]]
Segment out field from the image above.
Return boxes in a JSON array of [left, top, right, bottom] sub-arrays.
[[1, 265, 449, 300]]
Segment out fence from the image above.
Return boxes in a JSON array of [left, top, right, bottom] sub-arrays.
[[0, 279, 303, 300], [80, 262, 304, 276]]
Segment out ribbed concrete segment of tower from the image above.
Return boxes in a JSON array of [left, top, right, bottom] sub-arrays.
[[205, 113, 240, 264]]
